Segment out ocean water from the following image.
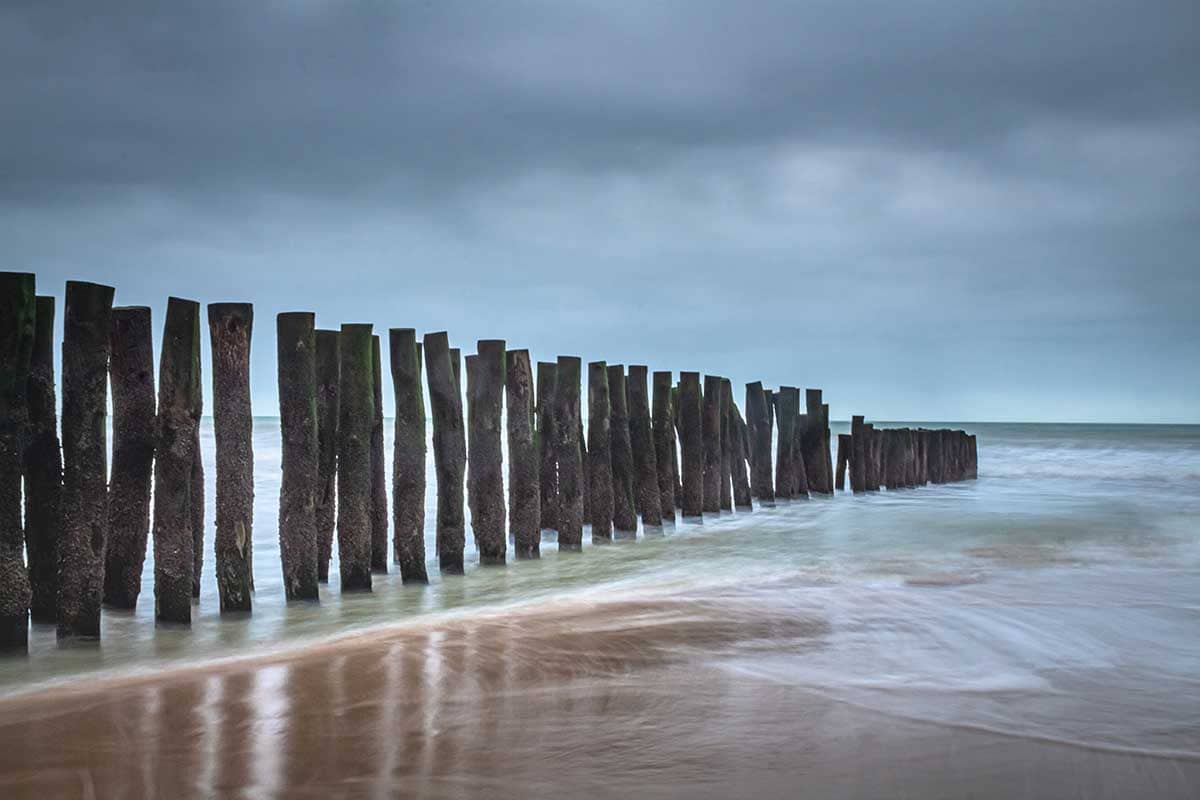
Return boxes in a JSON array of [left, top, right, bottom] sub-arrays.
[[2, 421, 1199, 764]]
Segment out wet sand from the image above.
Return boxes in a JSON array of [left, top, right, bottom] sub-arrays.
[[1, 596, 1196, 799]]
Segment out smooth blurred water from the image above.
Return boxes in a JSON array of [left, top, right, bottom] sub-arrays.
[[3, 421, 1199, 760]]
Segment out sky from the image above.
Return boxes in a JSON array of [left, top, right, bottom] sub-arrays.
[[3, 1, 1197, 423]]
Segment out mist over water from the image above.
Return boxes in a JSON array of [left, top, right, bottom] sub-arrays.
[[2, 422, 1199, 794]]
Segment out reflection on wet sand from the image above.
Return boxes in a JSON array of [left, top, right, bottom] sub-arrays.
[[1, 593, 1197, 799]]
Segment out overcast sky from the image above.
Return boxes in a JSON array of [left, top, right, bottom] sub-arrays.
[[3, 1, 1197, 422]]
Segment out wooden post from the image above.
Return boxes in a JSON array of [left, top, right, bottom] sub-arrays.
[[651, 371, 677, 523], [850, 415, 866, 493], [536, 361, 558, 532], [58, 280, 115, 640], [450, 348, 462, 393], [468, 340, 506, 565], [628, 366, 662, 528], [678, 373, 704, 517], [314, 329, 339, 583], [745, 382, 774, 502], [424, 332, 466, 573], [553, 357, 584, 551], [26, 295, 63, 623], [701, 375, 723, 513], [190, 429, 204, 599], [835, 433, 851, 491], [104, 305, 155, 610], [803, 389, 829, 494], [822, 402, 834, 495], [774, 387, 798, 499], [389, 329, 428, 583], [865, 424, 881, 491], [337, 323, 374, 591], [607, 365, 638, 537], [208, 303, 254, 613], [276, 312, 320, 602], [0, 272, 35, 650], [587, 361, 614, 542], [671, 384, 683, 508], [969, 434, 978, 479], [580, 425, 591, 525], [369, 336, 388, 573], [905, 429, 918, 488], [718, 379, 733, 511], [506, 349, 540, 559], [728, 389, 752, 509], [792, 410, 810, 497], [153, 297, 202, 626]]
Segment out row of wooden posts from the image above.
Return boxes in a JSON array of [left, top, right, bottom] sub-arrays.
[[0, 274, 978, 652]]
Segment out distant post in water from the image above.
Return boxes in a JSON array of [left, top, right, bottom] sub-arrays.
[[337, 323, 374, 591], [774, 388, 798, 499], [390, 329, 428, 583], [745, 382, 774, 502], [651, 371, 677, 522], [57, 280, 115, 640], [607, 365, 638, 537], [314, 329, 340, 582], [587, 361, 614, 542], [536, 362, 559, 532], [467, 340, 506, 565], [105, 305, 156, 611], [0, 272, 36, 650], [153, 297, 202, 626], [369, 335, 388, 573], [554, 357, 584, 550], [26, 295, 63, 624], [208, 303, 254, 613], [678, 373, 704, 517], [276, 312, 320, 602], [628, 366, 662, 528], [506, 349, 540, 558], [424, 332, 467, 573], [701, 375, 723, 513]]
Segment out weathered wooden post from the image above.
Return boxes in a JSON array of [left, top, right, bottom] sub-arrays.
[[774, 387, 798, 499], [276, 312, 320, 602], [718, 379, 733, 511], [678, 373, 704, 517], [25, 295, 63, 623], [885, 429, 901, 490], [803, 390, 829, 494], [728, 389, 752, 509], [628, 366, 662, 528], [651, 371, 677, 523], [390, 329, 428, 583], [792, 411, 810, 497], [153, 297, 202, 626], [554, 357, 584, 551], [865, 424, 881, 491], [969, 434, 978, 479], [468, 340, 506, 565], [587, 361, 614, 542], [208, 303, 254, 613], [822, 402, 834, 494], [424, 332, 466, 573], [314, 329, 339, 582], [190, 430, 204, 599], [835, 433, 851, 491], [671, 384, 683, 508], [369, 336, 388, 573], [506, 349, 540, 559], [580, 426, 591, 524], [850, 415, 866, 493], [905, 429, 918, 488], [701, 375, 723, 513], [745, 382, 774, 502], [0, 272, 35, 649], [607, 365, 638, 537], [104, 305, 155, 610], [57, 280, 115, 640], [337, 323, 374, 591], [536, 362, 558, 531], [450, 348, 462, 393]]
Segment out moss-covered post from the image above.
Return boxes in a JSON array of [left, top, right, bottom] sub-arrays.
[[553, 357, 584, 551], [701, 375, 723, 513], [678, 373, 704, 517], [424, 332, 466, 573], [536, 361, 558, 532], [468, 340, 506, 565], [745, 383, 774, 502], [0, 273, 36, 650], [628, 366, 662, 528], [208, 303, 254, 612], [25, 295, 63, 624], [57, 280, 115, 640], [850, 416, 867, 493], [314, 329, 339, 582], [389, 329, 427, 583], [367, 336, 388, 573], [774, 388, 798, 499], [152, 297, 202, 626], [651, 371, 676, 523], [587, 361, 614, 542], [506, 349, 539, 559], [337, 323, 374, 591], [607, 365, 638, 537], [276, 312, 320, 602], [104, 305, 155, 610]]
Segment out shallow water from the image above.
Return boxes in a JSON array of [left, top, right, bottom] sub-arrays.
[[2, 422, 1199, 795]]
